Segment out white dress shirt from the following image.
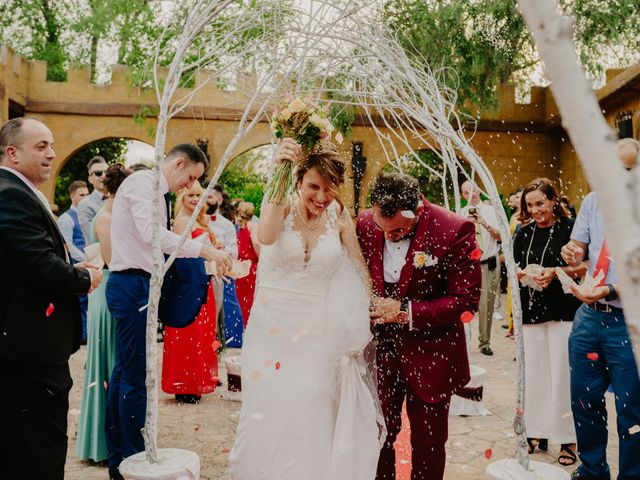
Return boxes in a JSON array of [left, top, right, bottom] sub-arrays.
[[57, 205, 86, 263], [461, 201, 499, 260], [383, 237, 411, 283], [208, 213, 238, 259], [109, 170, 202, 273]]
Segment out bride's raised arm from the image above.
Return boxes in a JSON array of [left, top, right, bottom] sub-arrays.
[[257, 139, 301, 245], [338, 206, 373, 297]]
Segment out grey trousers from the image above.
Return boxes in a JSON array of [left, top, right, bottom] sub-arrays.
[[478, 262, 498, 348]]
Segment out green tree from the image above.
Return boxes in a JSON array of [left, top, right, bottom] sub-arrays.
[[384, 150, 455, 207], [383, 0, 640, 112], [54, 138, 126, 212]]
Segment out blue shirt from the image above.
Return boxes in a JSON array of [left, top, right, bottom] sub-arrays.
[[570, 192, 621, 308]]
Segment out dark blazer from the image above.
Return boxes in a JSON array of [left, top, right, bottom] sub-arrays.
[[357, 199, 482, 403], [0, 169, 91, 366]]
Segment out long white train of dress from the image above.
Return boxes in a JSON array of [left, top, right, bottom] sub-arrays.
[[229, 204, 384, 480]]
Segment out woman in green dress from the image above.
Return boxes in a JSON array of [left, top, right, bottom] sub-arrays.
[[76, 164, 132, 463]]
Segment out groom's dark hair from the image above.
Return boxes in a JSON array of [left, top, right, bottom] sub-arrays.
[[370, 172, 420, 218]]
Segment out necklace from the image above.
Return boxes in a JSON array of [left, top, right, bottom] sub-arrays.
[[295, 200, 322, 230], [525, 221, 555, 310]]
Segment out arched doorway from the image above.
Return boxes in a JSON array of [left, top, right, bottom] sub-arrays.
[[54, 138, 154, 213], [216, 144, 271, 216]]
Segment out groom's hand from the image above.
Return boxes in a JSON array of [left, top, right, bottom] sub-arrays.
[[369, 296, 403, 324]]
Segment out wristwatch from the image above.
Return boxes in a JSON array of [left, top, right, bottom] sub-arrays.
[[604, 284, 618, 302], [397, 298, 410, 324]]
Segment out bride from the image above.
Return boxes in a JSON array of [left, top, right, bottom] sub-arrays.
[[229, 139, 385, 479]]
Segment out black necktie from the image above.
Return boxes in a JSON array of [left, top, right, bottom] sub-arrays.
[[164, 193, 172, 230]]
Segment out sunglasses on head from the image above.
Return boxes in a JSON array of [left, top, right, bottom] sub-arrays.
[[91, 170, 105, 177]]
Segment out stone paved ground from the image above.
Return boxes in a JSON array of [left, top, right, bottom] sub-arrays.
[[65, 294, 619, 479]]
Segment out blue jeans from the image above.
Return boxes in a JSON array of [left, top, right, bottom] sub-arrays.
[[569, 304, 640, 479], [105, 271, 149, 468]]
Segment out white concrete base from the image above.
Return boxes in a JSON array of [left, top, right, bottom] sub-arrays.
[[485, 459, 570, 480], [118, 448, 200, 480], [450, 365, 490, 416]]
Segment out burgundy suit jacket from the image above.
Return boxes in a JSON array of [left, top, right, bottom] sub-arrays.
[[357, 199, 481, 403]]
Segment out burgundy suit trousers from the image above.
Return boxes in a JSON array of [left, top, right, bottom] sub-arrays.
[[376, 330, 450, 480]]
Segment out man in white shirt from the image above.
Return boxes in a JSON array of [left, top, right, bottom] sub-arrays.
[[105, 144, 231, 480], [461, 181, 502, 356], [77, 156, 108, 243]]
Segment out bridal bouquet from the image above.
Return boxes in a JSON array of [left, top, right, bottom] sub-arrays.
[[265, 97, 341, 204]]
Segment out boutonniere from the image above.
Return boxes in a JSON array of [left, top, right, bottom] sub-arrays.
[[413, 250, 438, 268]]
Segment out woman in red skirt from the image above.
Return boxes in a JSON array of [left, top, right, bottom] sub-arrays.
[[162, 181, 222, 404], [235, 201, 260, 327]]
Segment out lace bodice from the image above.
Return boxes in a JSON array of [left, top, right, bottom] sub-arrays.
[[256, 201, 342, 296]]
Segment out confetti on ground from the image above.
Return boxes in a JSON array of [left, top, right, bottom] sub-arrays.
[[561, 411, 573, 419], [221, 448, 230, 453], [46, 303, 55, 317], [194, 425, 200, 431], [264, 359, 274, 368], [275, 361, 281, 370], [629, 425, 640, 435], [516, 407, 524, 416], [212, 340, 222, 350], [470, 248, 483, 261], [460, 311, 474, 323], [587, 352, 599, 361], [87, 381, 97, 388], [484, 448, 492, 459], [104, 381, 108, 391]]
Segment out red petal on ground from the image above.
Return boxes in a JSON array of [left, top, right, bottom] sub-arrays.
[[470, 248, 483, 261], [460, 311, 474, 323], [485, 448, 492, 459], [46, 303, 55, 317], [587, 352, 599, 361], [395, 401, 411, 480]]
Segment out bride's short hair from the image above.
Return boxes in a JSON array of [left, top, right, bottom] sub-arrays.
[[295, 141, 345, 201]]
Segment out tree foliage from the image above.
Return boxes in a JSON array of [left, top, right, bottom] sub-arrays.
[[383, 0, 640, 111], [0, 0, 162, 82], [54, 138, 126, 212]]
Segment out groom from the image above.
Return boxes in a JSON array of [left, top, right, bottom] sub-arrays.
[[357, 172, 481, 479]]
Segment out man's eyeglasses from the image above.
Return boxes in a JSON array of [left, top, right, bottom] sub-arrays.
[[90, 170, 105, 177]]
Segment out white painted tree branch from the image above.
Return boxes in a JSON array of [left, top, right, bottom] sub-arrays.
[[518, 0, 640, 373]]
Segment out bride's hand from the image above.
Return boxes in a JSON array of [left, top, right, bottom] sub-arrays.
[[275, 138, 303, 166]]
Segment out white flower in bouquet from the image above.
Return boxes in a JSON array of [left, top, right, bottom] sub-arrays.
[[289, 98, 307, 113]]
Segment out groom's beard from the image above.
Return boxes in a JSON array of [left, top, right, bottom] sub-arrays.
[[206, 204, 218, 215]]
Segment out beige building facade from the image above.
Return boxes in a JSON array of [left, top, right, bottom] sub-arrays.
[[1, 45, 638, 210]]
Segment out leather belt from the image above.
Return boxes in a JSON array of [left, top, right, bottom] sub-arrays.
[[586, 302, 623, 314]]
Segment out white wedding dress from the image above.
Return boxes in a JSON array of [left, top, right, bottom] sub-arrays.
[[229, 202, 384, 480]]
